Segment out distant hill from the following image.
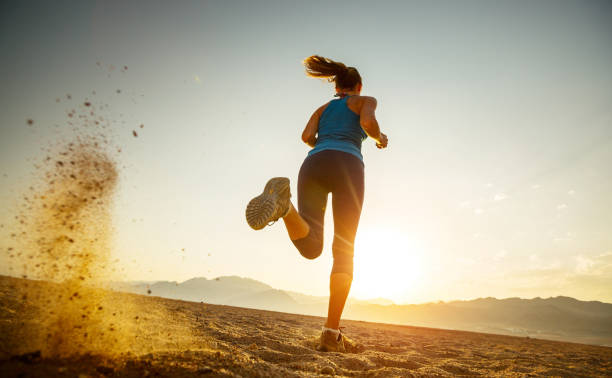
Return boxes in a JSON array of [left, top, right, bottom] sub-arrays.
[[226, 289, 298, 310], [284, 290, 395, 307], [344, 296, 612, 346], [112, 276, 274, 304], [112, 276, 612, 346]]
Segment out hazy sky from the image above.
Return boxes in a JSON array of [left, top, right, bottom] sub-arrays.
[[1, 0, 611, 304]]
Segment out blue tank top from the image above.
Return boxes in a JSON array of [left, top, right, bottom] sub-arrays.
[[307, 96, 367, 162]]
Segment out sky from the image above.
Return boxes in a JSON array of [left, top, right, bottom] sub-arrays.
[[1, 0, 611, 304]]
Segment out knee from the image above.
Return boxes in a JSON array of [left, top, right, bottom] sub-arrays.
[[292, 233, 323, 260], [332, 250, 354, 277]]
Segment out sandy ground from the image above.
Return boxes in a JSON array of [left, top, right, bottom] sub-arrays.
[[1, 276, 611, 377]]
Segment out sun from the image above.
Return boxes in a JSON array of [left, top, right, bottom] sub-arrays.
[[351, 228, 424, 302]]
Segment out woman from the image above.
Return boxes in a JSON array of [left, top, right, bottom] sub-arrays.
[[245, 55, 388, 352]]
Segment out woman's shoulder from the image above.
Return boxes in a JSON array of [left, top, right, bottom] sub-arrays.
[[315, 101, 331, 117], [353, 95, 377, 104], [346, 95, 376, 115], [347, 95, 376, 106]]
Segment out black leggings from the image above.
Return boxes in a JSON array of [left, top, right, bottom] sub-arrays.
[[291, 150, 364, 277]]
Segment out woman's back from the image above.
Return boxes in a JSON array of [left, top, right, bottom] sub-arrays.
[[308, 96, 367, 161]]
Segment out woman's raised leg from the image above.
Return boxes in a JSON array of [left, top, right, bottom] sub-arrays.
[[282, 203, 309, 240], [288, 155, 329, 260]]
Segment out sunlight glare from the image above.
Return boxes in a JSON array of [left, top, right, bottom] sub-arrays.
[[352, 228, 424, 302]]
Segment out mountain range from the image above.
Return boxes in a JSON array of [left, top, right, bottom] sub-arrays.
[[111, 276, 612, 346]]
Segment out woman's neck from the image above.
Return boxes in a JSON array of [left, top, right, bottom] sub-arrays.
[[336, 90, 360, 98]]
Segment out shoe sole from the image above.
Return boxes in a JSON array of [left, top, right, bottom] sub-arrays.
[[245, 177, 290, 230]]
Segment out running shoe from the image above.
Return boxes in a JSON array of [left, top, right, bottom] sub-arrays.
[[316, 329, 346, 352], [245, 177, 291, 230]]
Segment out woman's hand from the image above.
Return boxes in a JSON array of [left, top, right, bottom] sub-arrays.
[[376, 132, 388, 149]]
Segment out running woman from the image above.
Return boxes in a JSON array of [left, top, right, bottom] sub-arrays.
[[245, 55, 388, 352]]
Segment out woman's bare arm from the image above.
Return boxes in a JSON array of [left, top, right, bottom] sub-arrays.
[[359, 96, 387, 148], [301, 103, 328, 147]]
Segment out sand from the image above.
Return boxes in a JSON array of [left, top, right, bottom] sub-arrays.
[[1, 275, 610, 377], [3, 81, 155, 358]]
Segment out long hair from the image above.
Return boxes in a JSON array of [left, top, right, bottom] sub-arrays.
[[303, 55, 361, 90]]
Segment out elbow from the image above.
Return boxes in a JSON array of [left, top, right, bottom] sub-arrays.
[[302, 131, 315, 146]]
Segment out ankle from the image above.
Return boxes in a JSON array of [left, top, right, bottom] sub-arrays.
[[282, 203, 292, 218], [283, 202, 297, 219], [322, 326, 340, 335]]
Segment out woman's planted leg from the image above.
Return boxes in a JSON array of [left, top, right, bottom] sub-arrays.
[[325, 155, 364, 331], [325, 272, 353, 330]]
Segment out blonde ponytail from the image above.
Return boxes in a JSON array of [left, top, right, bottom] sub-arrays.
[[303, 55, 362, 90]]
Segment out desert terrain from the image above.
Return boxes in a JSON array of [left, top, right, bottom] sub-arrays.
[[115, 276, 612, 347], [1, 275, 611, 377]]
